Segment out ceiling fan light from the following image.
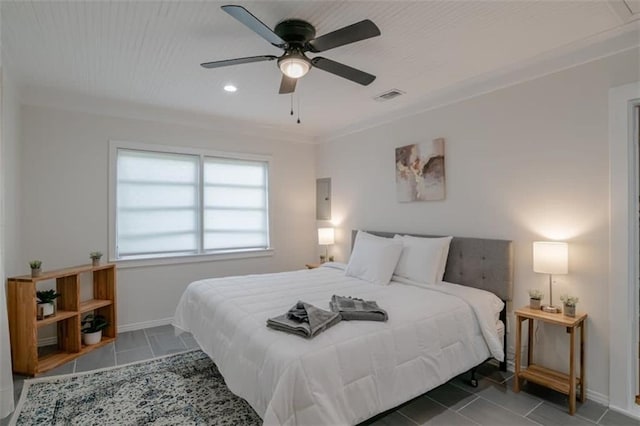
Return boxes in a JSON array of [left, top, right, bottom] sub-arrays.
[[279, 57, 310, 79]]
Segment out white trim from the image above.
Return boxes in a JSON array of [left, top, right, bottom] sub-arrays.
[[609, 81, 640, 417], [319, 21, 640, 143], [19, 86, 315, 144], [587, 389, 611, 407], [117, 317, 174, 333], [36, 336, 57, 347], [113, 248, 273, 269], [108, 140, 273, 264]]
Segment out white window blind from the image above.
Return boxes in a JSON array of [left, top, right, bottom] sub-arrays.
[[114, 146, 270, 260], [203, 157, 269, 251]]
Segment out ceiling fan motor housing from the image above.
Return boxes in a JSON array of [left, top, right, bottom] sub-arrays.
[[274, 19, 316, 46]]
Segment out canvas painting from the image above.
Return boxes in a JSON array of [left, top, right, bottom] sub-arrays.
[[395, 138, 445, 202]]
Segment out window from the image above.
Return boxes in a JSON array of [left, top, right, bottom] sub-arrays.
[[111, 142, 270, 262]]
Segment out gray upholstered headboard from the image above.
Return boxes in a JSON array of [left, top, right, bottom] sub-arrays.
[[351, 230, 514, 301]]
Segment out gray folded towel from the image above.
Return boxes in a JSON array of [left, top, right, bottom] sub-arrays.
[[267, 301, 341, 338], [330, 295, 388, 321]]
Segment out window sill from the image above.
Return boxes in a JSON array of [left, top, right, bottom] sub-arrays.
[[111, 248, 274, 269]]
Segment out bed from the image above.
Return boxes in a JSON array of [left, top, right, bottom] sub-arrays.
[[173, 231, 513, 426]]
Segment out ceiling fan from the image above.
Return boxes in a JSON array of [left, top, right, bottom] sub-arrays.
[[201, 5, 381, 94]]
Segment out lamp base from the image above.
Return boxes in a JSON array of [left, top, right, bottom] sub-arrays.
[[542, 305, 560, 313]]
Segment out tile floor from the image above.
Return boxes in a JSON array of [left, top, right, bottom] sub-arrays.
[[3, 325, 640, 426]]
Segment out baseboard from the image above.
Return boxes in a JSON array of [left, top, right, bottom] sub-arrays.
[[586, 389, 609, 406], [609, 404, 640, 421], [37, 336, 58, 347], [38, 317, 174, 346], [115, 317, 174, 333]]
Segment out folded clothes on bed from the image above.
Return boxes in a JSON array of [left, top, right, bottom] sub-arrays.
[[330, 295, 388, 321], [266, 301, 341, 338]]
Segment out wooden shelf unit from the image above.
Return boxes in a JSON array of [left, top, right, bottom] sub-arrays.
[[513, 306, 587, 415], [7, 263, 117, 376]]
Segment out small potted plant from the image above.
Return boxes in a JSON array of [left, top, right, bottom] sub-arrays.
[[90, 251, 103, 267], [36, 289, 61, 319], [560, 294, 579, 317], [29, 260, 42, 277], [528, 289, 544, 310], [81, 314, 109, 345]]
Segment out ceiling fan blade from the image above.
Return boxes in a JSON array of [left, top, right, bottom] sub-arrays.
[[201, 55, 277, 69], [311, 57, 376, 86], [278, 75, 297, 94], [221, 5, 287, 48], [307, 20, 380, 53]]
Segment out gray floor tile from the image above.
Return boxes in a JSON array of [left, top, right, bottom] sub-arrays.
[[599, 410, 640, 426], [1, 413, 11, 426], [527, 402, 596, 426], [512, 379, 568, 406], [399, 395, 449, 424], [144, 324, 176, 336], [476, 380, 542, 415], [367, 411, 417, 426], [458, 398, 540, 426], [573, 399, 608, 424], [148, 333, 186, 356], [180, 333, 200, 349], [476, 362, 513, 384], [449, 372, 495, 393], [515, 379, 605, 422], [116, 346, 154, 365], [39, 360, 75, 377], [424, 409, 479, 426], [75, 343, 115, 372], [425, 382, 478, 410], [115, 330, 149, 352]]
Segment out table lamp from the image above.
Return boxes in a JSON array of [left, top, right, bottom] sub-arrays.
[[533, 241, 568, 313], [318, 227, 335, 263]]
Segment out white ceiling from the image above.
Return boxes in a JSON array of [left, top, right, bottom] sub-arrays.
[[0, 1, 630, 140]]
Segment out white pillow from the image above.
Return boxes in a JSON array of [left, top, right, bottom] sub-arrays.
[[394, 235, 453, 285], [345, 231, 403, 285]]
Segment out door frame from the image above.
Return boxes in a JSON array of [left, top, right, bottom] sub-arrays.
[[609, 81, 640, 416]]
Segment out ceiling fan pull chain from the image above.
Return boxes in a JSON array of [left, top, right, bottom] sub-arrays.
[[290, 94, 294, 116], [297, 94, 301, 124]]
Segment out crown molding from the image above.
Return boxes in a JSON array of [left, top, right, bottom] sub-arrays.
[[18, 85, 316, 145], [607, 0, 639, 24], [318, 20, 640, 143]]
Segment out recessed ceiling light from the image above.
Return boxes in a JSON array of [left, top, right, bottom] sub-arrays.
[[223, 84, 237, 93]]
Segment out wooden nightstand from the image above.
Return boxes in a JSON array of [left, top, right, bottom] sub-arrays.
[[305, 263, 320, 269], [513, 306, 587, 415]]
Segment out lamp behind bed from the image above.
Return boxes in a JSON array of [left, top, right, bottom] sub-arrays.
[[351, 230, 514, 371]]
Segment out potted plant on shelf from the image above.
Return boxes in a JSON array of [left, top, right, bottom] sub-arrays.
[[36, 289, 61, 319], [89, 251, 103, 267], [81, 314, 109, 345], [528, 289, 544, 310], [29, 260, 42, 277], [560, 294, 579, 317]]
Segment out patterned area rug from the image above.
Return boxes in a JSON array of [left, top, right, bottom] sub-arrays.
[[11, 350, 262, 425]]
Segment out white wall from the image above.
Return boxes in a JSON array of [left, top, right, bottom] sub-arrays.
[[1, 68, 21, 417], [2, 70, 21, 277], [316, 48, 640, 401], [19, 103, 317, 329]]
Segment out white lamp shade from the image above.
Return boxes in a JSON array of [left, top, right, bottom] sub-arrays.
[[533, 241, 568, 274], [318, 227, 335, 246]]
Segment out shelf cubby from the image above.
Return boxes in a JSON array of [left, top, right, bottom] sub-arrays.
[[7, 263, 117, 376]]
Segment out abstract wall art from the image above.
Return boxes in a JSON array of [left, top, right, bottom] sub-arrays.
[[395, 138, 445, 202]]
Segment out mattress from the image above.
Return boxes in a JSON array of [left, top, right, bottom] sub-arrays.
[[173, 263, 503, 426]]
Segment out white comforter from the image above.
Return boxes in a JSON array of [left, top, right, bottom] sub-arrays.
[[173, 263, 503, 426]]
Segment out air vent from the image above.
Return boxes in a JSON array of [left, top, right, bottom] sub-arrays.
[[374, 89, 405, 102]]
